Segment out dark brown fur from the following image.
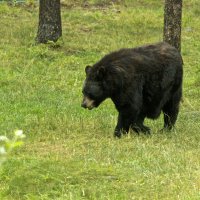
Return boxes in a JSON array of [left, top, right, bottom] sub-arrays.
[[82, 42, 183, 137]]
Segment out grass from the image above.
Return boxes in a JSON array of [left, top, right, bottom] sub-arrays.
[[0, 0, 200, 199]]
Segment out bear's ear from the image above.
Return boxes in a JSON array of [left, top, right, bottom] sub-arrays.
[[97, 66, 106, 79], [85, 65, 92, 75]]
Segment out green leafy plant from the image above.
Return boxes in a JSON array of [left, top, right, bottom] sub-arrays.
[[0, 130, 26, 167]]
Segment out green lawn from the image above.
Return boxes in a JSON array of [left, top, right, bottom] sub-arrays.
[[0, 1, 200, 199]]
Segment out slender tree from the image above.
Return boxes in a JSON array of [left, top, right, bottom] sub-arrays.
[[163, 0, 182, 52], [36, 0, 62, 44]]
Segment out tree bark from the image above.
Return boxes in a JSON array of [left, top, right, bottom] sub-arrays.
[[36, 0, 62, 44], [163, 0, 182, 52]]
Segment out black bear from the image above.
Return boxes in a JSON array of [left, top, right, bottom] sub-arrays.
[[81, 42, 183, 137]]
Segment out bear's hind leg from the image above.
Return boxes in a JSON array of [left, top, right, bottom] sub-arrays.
[[162, 86, 182, 130]]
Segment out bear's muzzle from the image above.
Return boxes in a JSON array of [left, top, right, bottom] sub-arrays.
[[81, 96, 95, 110]]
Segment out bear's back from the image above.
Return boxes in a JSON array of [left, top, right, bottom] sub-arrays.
[[94, 42, 182, 74]]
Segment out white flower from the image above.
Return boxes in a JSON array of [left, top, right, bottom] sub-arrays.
[[15, 130, 23, 136], [0, 136, 9, 142], [15, 130, 26, 139], [0, 147, 6, 155]]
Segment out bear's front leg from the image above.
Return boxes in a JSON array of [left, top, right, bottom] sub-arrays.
[[113, 91, 142, 138], [114, 112, 133, 138]]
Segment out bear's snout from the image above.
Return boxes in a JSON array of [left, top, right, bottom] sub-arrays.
[[81, 96, 95, 110], [81, 101, 87, 109]]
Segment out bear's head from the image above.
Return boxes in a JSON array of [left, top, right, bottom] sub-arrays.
[[81, 65, 109, 110]]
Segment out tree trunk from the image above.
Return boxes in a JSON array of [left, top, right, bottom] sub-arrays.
[[36, 0, 62, 44], [163, 0, 182, 52]]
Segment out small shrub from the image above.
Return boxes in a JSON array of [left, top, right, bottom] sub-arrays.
[[0, 130, 26, 167]]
